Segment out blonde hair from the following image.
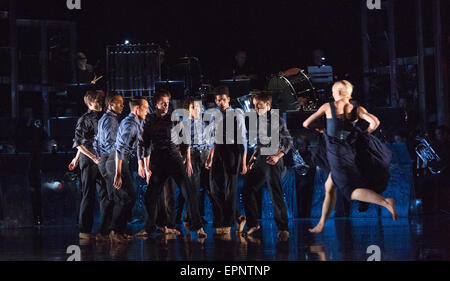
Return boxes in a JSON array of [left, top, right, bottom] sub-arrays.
[[333, 80, 353, 99]]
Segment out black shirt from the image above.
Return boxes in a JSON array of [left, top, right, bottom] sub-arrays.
[[72, 110, 102, 154], [251, 110, 293, 157], [138, 112, 180, 158]]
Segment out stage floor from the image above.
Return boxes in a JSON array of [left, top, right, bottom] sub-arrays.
[[1, 214, 449, 261]]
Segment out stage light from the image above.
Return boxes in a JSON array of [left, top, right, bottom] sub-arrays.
[[124, 40, 130, 45]]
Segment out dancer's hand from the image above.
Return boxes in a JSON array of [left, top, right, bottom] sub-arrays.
[[248, 155, 256, 170], [113, 173, 122, 189], [186, 161, 193, 177], [240, 164, 248, 175], [68, 157, 79, 171], [145, 169, 152, 184], [266, 155, 280, 165], [205, 157, 212, 170], [92, 156, 100, 165], [138, 164, 146, 179]]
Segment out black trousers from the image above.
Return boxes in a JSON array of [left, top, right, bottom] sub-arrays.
[[156, 177, 176, 228], [176, 149, 208, 223], [78, 153, 108, 233], [144, 152, 203, 232], [242, 156, 288, 231], [209, 147, 242, 228], [105, 154, 136, 234], [97, 153, 116, 235]]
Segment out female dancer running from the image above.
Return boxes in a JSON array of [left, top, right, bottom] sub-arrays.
[[303, 80, 397, 234]]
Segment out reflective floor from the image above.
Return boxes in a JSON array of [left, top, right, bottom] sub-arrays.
[[1, 214, 449, 261]]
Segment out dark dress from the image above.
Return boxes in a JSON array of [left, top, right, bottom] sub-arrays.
[[319, 102, 392, 201]]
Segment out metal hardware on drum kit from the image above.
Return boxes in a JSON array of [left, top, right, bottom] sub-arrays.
[[266, 71, 320, 113], [415, 136, 446, 175], [106, 43, 165, 97]]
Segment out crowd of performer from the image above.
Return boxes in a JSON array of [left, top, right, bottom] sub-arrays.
[[69, 80, 397, 243]]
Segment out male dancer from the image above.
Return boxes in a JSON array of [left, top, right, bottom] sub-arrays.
[[177, 97, 211, 227], [71, 90, 108, 240], [110, 96, 148, 242], [93, 93, 124, 240], [242, 91, 292, 240], [136, 90, 207, 238], [205, 86, 247, 235]]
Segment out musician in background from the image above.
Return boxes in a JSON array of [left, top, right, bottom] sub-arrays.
[[222, 49, 258, 81], [75, 52, 98, 85]]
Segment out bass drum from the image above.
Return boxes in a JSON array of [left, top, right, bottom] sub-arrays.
[[267, 72, 317, 112]]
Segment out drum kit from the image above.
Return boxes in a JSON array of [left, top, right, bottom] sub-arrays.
[[103, 42, 330, 112]]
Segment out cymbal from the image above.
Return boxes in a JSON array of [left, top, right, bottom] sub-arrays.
[[156, 80, 184, 84], [175, 57, 199, 64], [219, 79, 250, 82], [66, 83, 91, 87]]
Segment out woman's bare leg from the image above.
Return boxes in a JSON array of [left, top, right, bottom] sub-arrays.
[[350, 188, 398, 221], [309, 173, 336, 234]]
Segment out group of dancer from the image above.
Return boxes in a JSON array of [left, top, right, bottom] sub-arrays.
[[68, 79, 397, 243]]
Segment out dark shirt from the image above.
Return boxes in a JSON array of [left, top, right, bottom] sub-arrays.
[[115, 113, 143, 160], [138, 112, 180, 159], [252, 110, 293, 156], [75, 64, 95, 84], [72, 110, 102, 154], [221, 63, 256, 80], [94, 109, 120, 156]]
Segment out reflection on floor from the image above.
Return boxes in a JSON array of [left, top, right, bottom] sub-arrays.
[[1, 214, 449, 261]]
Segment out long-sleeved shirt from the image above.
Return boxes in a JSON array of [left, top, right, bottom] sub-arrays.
[[94, 109, 120, 156], [114, 113, 143, 160], [138, 112, 180, 159], [72, 109, 102, 154], [182, 117, 213, 152], [252, 110, 293, 156], [210, 106, 247, 154]]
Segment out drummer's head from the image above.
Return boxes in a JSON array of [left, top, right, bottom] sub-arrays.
[[214, 86, 231, 111], [252, 91, 272, 115], [235, 50, 247, 67], [153, 89, 171, 116], [84, 90, 102, 112], [332, 80, 353, 101]]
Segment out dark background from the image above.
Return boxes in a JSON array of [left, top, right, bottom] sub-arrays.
[[11, 0, 435, 83]]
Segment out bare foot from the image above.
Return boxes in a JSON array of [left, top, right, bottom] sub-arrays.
[[222, 227, 231, 234], [219, 232, 231, 241], [277, 230, 289, 241], [245, 236, 261, 245], [164, 227, 181, 235], [308, 222, 325, 234], [197, 228, 207, 239], [386, 198, 398, 221], [156, 227, 165, 233], [236, 216, 247, 233], [243, 225, 261, 237], [135, 229, 149, 237]]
